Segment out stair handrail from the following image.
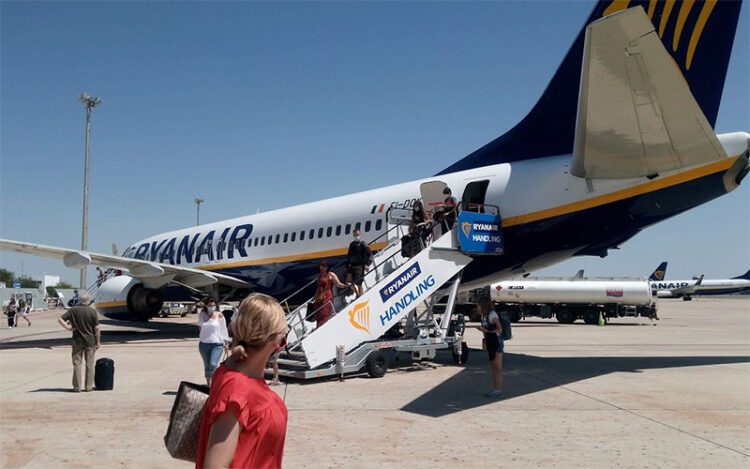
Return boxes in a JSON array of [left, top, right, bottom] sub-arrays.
[[279, 207, 412, 317], [284, 220, 446, 350]]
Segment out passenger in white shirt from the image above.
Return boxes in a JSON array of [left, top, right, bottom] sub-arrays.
[[197, 298, 230, 386]]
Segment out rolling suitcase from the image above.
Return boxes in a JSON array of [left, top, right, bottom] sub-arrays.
[[95, 357, 115, 390]]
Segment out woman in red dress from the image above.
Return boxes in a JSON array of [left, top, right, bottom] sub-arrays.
[[313, 261, 349, 328], [195, 293, 289, 469]]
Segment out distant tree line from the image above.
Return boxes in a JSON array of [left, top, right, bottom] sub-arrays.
[[0, 268, 74, 289]]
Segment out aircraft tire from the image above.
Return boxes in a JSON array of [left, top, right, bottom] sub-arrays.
[[365, 351, 389, 378], [556, 310, 576, 324], [509, 310, 522, 323], [682, 296, 692, 301], [451, 341, 470, 365]]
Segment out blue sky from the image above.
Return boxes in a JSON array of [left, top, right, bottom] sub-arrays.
[[1, 1, 748, 286]]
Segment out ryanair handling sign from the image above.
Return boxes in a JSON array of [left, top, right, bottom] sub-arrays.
[[457, 212, 504, 254], [301, 239, 472, 368]]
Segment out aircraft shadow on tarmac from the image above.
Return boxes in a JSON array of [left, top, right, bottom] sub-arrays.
[[0, 319, 198, 350], [401, 351, 750, 418]]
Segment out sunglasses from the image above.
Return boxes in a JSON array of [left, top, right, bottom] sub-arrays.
[[277, 330, 289, 350]]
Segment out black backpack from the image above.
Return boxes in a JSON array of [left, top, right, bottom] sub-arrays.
[[498, 311, 512, 341], [485, 310, 512, 341]]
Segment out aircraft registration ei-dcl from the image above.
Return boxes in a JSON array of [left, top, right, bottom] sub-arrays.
[[1, 0, 748, 321]]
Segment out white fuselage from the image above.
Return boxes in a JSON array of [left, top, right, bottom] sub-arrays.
[[121, 133, 749, 293], [651, 277, 750, 297]]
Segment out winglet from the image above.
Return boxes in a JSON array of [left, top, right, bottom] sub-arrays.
[[694, 274, 704, 286]]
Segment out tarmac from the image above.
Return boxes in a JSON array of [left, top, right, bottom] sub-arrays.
[[1, 297, 748, 468]]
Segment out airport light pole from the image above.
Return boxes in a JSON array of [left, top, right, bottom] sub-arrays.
[[195, 198, 204, 226], [78, 92, 102, 289]]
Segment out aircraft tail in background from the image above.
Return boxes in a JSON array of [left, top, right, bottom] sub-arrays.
[[733, 269, 750, 280], [649, 262, 668, 281]]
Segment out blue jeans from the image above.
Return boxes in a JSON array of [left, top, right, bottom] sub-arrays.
[[199, 342, 224, 378]]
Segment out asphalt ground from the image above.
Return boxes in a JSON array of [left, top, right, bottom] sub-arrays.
[[0, 297, 748, 468]]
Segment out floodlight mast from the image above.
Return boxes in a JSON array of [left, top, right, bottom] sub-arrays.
[[78, 93, 101, 289], [195, 198, 205, 226]]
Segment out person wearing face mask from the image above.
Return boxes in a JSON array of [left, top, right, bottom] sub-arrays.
[[408, 200, 431, 254], [196, 293, 289, 469], [345, 229, 373, 297], [197, 297, 230, 387]]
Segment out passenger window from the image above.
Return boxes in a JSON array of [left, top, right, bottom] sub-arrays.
[[283, 233, 289, 243], [355, 222, 361, 231], [326, 226, 332, 237], [267, 235, 273, 245], [261, 237, 265, 246], [318, 227, 324, 238], [247, 238, 252, 247], [345, 224, 351, 235], [254, 238, 259, 247], [365, 221, 371, 232], [275, 234, 280, 244], [300, 230, 305, 241], [309, 229, 315, 239], [376, 219, 382, 231], [336, 225, 341, 236], [291, 232, 296, 242]]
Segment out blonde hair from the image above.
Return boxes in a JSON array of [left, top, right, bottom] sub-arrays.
[[230, 293, 287, 361]]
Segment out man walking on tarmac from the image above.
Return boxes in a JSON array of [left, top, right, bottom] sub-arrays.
[[58, 292, 101, 392]]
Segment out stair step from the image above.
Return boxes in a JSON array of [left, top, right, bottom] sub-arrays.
[[281, 349, 306, 359], [277, 358, 308, 368]]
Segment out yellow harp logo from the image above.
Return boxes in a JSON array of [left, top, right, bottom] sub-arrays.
[[349, 301, 371, 334]]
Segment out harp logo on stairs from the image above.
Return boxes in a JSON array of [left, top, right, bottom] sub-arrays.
[[349, 301, 371, 334]]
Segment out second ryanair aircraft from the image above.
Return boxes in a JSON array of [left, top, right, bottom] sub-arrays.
[[2, 1, 748, 320]]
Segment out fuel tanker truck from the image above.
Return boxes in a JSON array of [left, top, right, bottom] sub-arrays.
[[489, 277, 658, 325]]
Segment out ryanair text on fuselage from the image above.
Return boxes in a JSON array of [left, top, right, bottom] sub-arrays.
[[122, 223, 253, 265]]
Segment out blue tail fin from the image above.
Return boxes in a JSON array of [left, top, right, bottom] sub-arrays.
[[733, 269, 750, 280], [439, 0, 744, 175], [649, 261, 668, 281]]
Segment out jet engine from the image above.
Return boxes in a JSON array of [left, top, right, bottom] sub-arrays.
[[95, 275, 164, 321]]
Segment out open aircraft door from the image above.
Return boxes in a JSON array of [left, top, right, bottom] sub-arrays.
[[419, 180, 449, 218]]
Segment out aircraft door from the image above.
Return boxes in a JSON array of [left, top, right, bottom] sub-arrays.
[[461, 180, 490, 213], [419, 180, 448, 218]]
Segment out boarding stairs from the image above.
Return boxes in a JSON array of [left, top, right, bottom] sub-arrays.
[[274, 216, 477, 379], [87, 268, 117, 305]]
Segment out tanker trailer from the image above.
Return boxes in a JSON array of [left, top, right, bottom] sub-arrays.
[[490, 277, 658, 324]]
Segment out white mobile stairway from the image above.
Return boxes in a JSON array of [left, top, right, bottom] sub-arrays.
[[274, 207, 496, 379]]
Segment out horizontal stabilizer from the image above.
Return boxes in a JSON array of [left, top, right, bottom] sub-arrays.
[[571, 6, 727, 179]]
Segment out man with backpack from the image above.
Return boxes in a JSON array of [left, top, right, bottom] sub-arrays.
[[346, 229, 372, 297], [476, 296, 509, 398]]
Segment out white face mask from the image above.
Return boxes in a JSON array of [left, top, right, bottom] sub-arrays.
[[207, 306, 216, 313], [355, 236, 360, 241]]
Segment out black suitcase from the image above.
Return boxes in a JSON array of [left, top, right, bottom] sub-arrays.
[[95, 358, 115, 390]]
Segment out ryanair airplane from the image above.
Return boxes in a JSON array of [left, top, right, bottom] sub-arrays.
[[2, 0, 748, 320], [649, 263, 750, 299]]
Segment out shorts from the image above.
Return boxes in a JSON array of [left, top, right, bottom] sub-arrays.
[[348, 265, 365, 286], [485, 333, 504, 361]]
